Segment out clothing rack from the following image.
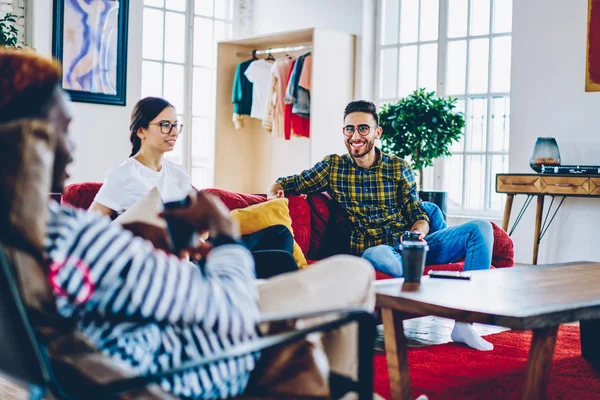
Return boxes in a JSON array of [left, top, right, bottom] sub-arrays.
[[236, 45, 312, 57]]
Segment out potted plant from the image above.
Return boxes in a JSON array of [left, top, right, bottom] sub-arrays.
[[0, 13, 19, 48], [379, 88, 465, 218]]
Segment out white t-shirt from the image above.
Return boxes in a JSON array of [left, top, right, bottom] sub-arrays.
[[244, 59, 274, 119], [93, 158, 192, 213]]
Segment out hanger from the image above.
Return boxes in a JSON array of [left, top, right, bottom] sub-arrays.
[[266, 48, 275, 61]]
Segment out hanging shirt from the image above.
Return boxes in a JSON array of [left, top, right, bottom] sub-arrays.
[[244, 59, 274, 120], [263, 57, 295, 137], [284, 54, 310, 118], [232, 59, 254, 116], [298, 54, 312, 92], [283, 59, 310, 140]]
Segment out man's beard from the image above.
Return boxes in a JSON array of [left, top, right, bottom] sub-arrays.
[[346, 138, 375, 159]]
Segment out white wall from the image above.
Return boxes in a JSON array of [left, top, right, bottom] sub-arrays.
[[509, 0, 600, 264], [249, 0, 376, 100], [28, 0, 143, 184]]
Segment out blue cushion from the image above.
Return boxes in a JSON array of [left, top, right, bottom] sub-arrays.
[[421, 201, 447, 234]]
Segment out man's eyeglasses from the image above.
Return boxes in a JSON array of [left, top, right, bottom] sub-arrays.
[[342, 124, 373, 137], [151, 121, 184, 135]]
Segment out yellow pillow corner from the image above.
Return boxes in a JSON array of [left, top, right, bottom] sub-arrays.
[[230, 198, 308, 269]]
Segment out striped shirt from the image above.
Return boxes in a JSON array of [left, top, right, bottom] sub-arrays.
[[43, 201, 260, 399], [277, 148, 429, 255]]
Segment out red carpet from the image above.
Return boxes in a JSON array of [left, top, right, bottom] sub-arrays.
[[374, 326, 600, 399]]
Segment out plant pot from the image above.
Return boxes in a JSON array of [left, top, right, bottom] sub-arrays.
[[418, 190, 447, 221]]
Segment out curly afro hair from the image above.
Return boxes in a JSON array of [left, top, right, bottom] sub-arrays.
[[0, 48, 62, 122]]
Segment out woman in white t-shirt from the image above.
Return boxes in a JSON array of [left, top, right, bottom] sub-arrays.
[[89, 97, 190, 216], [89, 97, 298, 279]]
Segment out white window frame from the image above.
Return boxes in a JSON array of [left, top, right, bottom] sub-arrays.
[[374, 0, 512, 218], [141, 0, 233, 188]]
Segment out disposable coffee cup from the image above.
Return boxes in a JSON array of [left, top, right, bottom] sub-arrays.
[[401, 241, 429, 283]]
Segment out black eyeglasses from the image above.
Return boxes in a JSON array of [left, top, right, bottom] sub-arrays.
[[151, 121, 184, 135], [342, 124, 373, 137]]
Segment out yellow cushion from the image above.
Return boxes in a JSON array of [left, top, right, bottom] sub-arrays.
[[230, 198, 308, 269]]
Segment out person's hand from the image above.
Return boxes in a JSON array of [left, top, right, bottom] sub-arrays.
[[266, 183, 285, 200], [160, 191, 239, 239], [121, 222, 172, 251]]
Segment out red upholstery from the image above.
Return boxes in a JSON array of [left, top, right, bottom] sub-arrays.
[[61, 183, 515, 276]]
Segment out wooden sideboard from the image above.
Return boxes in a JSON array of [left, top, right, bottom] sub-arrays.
[[496, 173, 600, 264]]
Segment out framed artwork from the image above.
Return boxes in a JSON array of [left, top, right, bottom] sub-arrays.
[[586, 0, 600, 92], [52, 0, 129, 105]]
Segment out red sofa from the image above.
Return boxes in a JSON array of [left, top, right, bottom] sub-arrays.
[[61, 183, 514, 277]]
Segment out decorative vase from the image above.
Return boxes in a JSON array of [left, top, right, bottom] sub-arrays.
[[529, 137, 561, 173]]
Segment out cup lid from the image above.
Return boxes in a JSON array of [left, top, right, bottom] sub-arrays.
[[400, 241, 429, 250]]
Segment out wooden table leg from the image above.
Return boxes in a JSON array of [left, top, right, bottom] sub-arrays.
[[381, 308, 412, 400], [581, 319, 600, 368], [502, 194, 514, 232], [532, 195, 545, 265], [522, 326, 558, 400]]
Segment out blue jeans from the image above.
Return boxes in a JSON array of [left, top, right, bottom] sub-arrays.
[[362, 219, 494, 278]]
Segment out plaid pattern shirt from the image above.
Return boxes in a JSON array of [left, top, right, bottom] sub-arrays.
[[277, 148, 429, 255]]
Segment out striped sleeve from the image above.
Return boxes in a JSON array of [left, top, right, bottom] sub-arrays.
[[45, 205, 259, 337], [276, 155, 332, 195]]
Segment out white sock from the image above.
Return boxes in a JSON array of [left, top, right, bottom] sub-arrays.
[[450, 322, 494, 351]]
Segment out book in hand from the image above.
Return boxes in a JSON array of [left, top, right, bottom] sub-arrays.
[[541, 165, 600, 175]]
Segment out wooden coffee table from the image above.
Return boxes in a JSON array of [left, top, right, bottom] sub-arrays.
[[375, 262, 600, 400]]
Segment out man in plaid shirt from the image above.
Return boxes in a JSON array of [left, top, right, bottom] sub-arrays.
[[268, 100, 495, 351]]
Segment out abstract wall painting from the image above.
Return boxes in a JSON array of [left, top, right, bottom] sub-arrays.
[[586, 0, 600, 92], [53, 0, 129, 105]]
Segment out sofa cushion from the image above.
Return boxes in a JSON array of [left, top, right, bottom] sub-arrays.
[[204, 188, 312, 257], [230, 198, 308, 268], [490, 222, 513, 268], [62, 182, 102, 210]]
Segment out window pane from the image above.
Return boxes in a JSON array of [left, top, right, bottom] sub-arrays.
[[195, 0, 214, 16], [400, 0, 419, 43], [164, 114, 185, 165], [192, 166, 213, 189], [194, 17, 214, 67], [491, 36, 511, 92], [191, 117, 214, 164], [214, 0, 230, 19], [464, 155, 485, 209], [213, 21, 230, 66], [444, 154, 463, 208], [421, 165, 435, 190], [467, 38, 489, 94], [493, 0, 513, 33], [381, 0, 400, 45], [379, 48, 398, 99], [193, 67, 214, 117], [166, 0, 186, 11], [141, 60, 163, 98], [469, 0, 490, 36], [450, 97, 465, 152], [165, 12, 186, 63], [163, 63, 185, 112], [488, 155, 508, 211], [489, 96, 510, 152], [145, 0, 164, 7], [466, 97, 487, 152], [398, 45, 418, 97], [419, 0, 439, 41], [447, 0, 468, 38], [446, 40, 466, 95], [143, 8, 164, 60], [418, 43, 437, 92]]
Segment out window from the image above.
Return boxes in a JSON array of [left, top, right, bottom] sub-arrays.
[[376, 0, 512, 216], [142, 0, 233, 189]]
